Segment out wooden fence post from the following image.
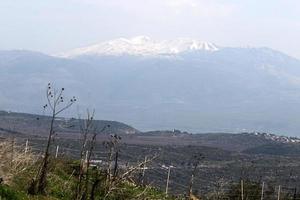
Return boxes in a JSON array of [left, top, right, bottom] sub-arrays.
[[277, 185, 281, 200], [241, 180, 244, 200], [165, 166, 171, 196], [261, 182, 264, 200], [55, 145, 59, 158]]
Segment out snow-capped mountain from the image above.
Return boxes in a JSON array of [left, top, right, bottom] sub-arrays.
[[2, 40, 300, 135], [59, 36, 219, 57]]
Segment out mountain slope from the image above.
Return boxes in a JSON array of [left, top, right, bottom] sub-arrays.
[[1, 38, 300, 134], [0, 110, 139, 136]]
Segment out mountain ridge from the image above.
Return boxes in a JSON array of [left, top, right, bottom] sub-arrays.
[[2, 44, 300, 135]]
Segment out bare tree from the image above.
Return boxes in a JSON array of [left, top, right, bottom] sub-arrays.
[[103, 134, 121, 192], [75, 109, 110, 200], [75, 109, 95, 200], [35, 83, 76, 194], [84, 124, 110, 199]]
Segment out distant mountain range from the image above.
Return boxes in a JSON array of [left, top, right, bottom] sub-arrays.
[[2, 36, 300, 135]]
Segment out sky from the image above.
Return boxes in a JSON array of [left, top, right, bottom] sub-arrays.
[[1, 0, 300, 58]]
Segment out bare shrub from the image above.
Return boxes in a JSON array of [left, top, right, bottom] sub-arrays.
[[0, 139, 37, 184]]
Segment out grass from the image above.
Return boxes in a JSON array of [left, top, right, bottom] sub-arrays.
[[0, 139, 180, 199], [0, 157, 177, 200], [0, 184, 29, 200]]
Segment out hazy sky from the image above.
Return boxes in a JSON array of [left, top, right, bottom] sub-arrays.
[[1, 0, 300, 58]]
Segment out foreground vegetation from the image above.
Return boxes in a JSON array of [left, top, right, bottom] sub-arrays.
[[0, 81, 179, 199], [2, 139, 300, 200], [0, 140, 177, 200], [0, 84, 193, 199]]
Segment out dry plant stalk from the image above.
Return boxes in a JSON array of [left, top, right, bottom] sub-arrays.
[[75, 109, 95, 200], [103, 154, 159, 199], [75, 109, 110, 200], [0, 139, 37, 184], [36, 83, 76, 194]]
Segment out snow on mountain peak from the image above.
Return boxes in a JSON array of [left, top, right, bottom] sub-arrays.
[[59, 36, 220, 58], [130, 36, 152, 44]]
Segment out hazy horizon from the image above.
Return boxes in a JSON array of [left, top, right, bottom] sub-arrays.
[[1, 0, 300, 58]]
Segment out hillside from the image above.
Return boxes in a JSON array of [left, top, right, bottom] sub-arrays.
[[1, 111, 300, 197], [1, 110, 300, 153], [0, 111, 138, 137]]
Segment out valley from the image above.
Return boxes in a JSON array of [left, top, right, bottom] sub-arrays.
[[1, 111, 300, 196]]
